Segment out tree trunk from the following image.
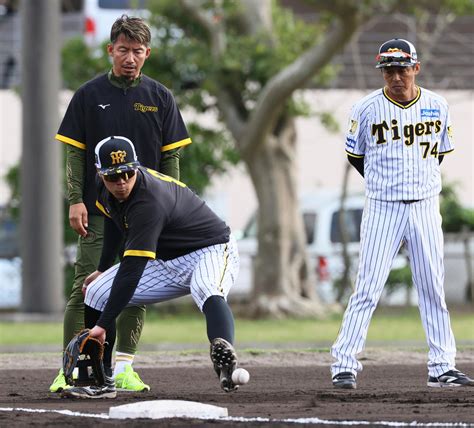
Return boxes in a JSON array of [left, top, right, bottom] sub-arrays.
[[244, 118, 326, 318], [336, 162, 353, 302]]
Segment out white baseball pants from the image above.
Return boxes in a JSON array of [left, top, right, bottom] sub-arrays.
[[331, 196, 457, 378], [85, 235, 240, 312]]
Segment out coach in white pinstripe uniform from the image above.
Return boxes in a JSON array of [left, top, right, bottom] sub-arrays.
[[330, 39, 473, 389]]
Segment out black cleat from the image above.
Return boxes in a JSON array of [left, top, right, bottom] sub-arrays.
[[332, 371, 357, 389], [427, 370, 474, 388], [210, 338, 238, 392]]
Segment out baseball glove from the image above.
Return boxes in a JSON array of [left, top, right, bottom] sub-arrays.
[[63, 329, 105, 386]]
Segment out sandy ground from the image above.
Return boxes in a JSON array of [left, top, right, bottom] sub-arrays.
[[1, 347, 474, 369], [1, 349, 473, 427]]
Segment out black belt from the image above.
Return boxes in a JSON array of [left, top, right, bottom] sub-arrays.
[[402, 200, 420, 204]]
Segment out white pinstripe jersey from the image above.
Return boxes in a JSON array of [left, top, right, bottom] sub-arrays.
[[345, 87, 455, 201]]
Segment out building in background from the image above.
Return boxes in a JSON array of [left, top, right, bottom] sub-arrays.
[[0, 3, 472, 306], [0, 1, 473, 90]]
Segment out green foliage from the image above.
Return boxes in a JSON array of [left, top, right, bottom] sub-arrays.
[[441, 180, 474, 232], [1, 307, 473, 345], [270, 2, 336, 88], [385, 264, 413, 295], [4, 150, 78, 245], [449, 0, 474, 13], [61, 38, 110, 90], [141, 22, 213, 110], [148, 0, 334, 116], [317, 111, 341, 133], [180, 123, 239, 194], [4, 164, 19, 219]]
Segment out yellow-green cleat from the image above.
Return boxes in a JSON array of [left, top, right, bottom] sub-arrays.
[[49, 368, 71, 393], [115, 364, 150, 392]]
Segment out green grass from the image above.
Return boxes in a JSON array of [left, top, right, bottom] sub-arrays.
[[1, 306, 473, 347]]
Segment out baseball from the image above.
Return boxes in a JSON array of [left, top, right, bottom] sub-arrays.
[[232, 368, 250, 385]]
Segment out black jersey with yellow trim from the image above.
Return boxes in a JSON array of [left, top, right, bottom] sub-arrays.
[[96, 167, 230, 261], [56, 73, 191, 215]]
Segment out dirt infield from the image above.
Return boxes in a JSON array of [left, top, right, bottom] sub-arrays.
[[1, 350, 473, 426]]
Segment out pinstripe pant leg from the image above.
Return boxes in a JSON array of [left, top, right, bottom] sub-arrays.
[[85, 260, 189, 311], [85, 264, 120, 311], [189, 236, 240, 311], [86, 237, 240, 312], [405, 196, 456, 377], [331, 199, 409, 376]]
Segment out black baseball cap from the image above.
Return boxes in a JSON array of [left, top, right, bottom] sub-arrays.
[[94, 136, 140, 176], [376, 38, 419, 69]]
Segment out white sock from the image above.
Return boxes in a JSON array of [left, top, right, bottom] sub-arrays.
[[114, 352, 135, 377]]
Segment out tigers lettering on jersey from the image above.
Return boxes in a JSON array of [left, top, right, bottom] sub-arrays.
[[371, 119, 442, 146], [134, 102, 158, 113], [345, 87, 454, 201]]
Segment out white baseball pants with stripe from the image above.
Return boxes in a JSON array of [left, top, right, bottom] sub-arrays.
[[331, 196, 457, 378], [85, 235, 239, 312]]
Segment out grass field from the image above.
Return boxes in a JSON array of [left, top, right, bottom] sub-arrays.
[[1, 306, 473, 348]]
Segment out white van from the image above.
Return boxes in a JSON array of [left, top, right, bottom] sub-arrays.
[[83, 0, 149, 47], [234, 191, 407, 303]]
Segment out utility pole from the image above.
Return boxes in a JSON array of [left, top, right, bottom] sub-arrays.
[[20, 0, 63, 313]]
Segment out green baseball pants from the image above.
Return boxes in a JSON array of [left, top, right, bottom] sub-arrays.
[[63, 214, 146, 354]]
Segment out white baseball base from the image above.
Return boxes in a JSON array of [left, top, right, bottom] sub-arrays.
[[109, 400, 228, 420]]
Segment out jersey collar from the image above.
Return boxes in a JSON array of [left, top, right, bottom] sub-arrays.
[[108, 70, 142, 89], [382, 86, 420, 109]]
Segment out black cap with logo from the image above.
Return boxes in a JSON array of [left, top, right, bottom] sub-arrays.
[[94, 136, 140, 176], [375, 38, 419, 69]]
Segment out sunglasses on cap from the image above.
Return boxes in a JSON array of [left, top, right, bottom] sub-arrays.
[[376, 51, 415, 66], [103, 170, 136, 182]]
